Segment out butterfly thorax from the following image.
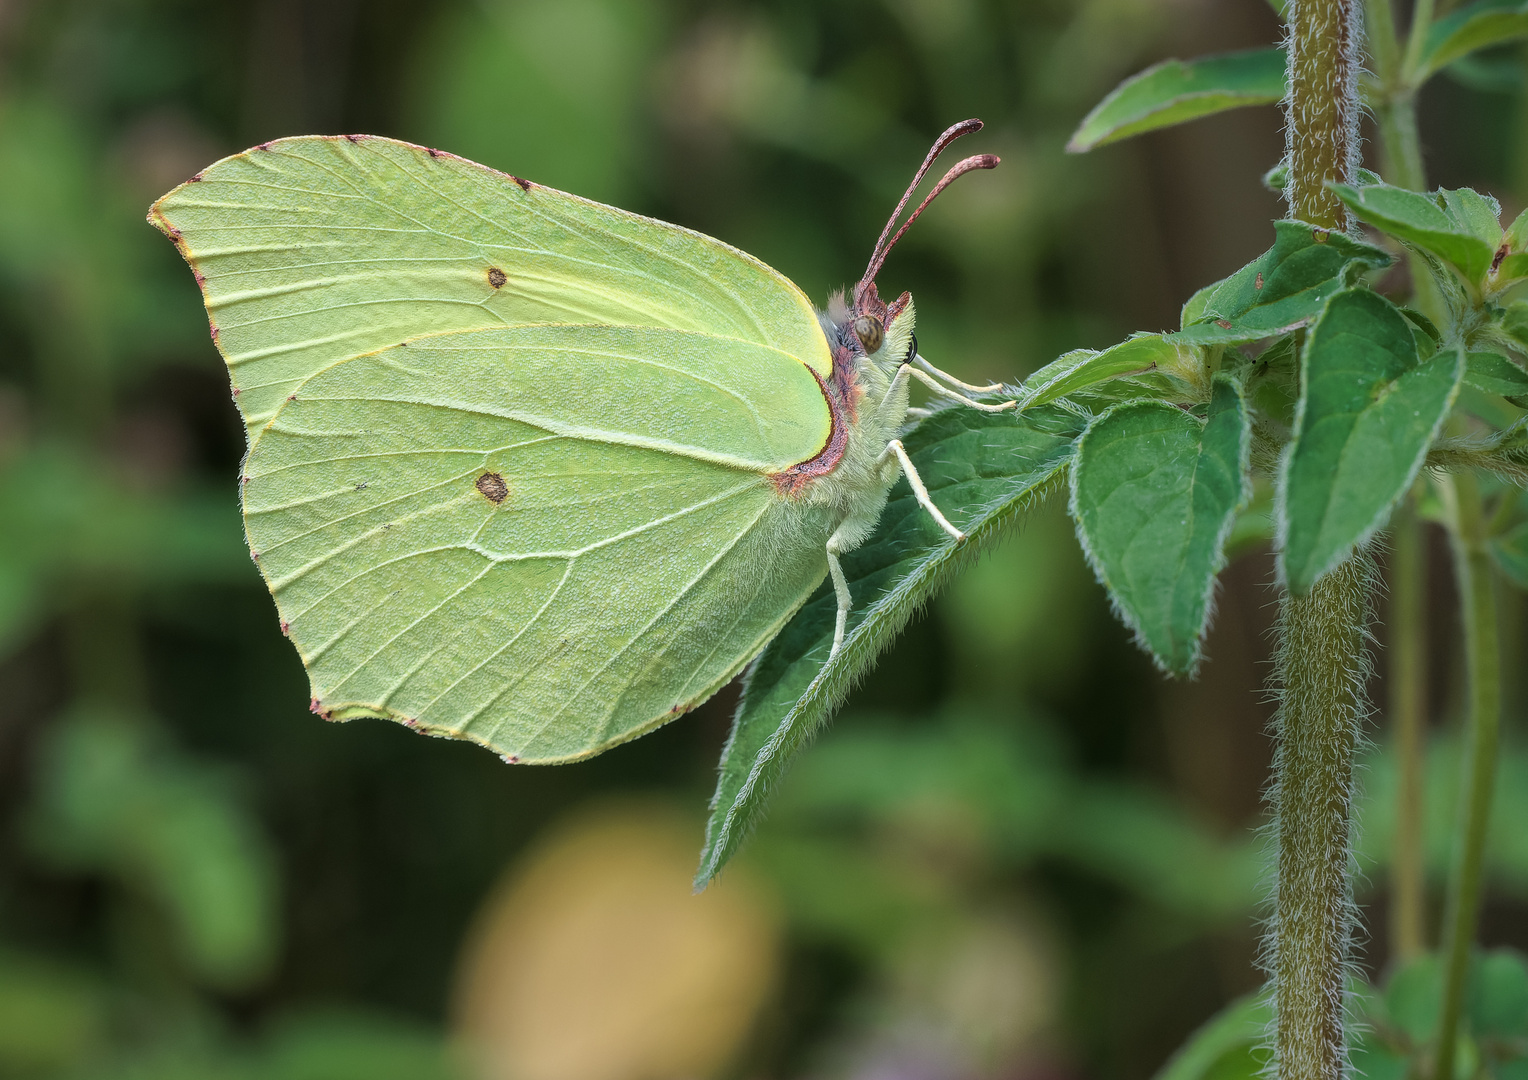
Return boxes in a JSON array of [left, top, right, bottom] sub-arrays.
[[771, 283, 914, 549]]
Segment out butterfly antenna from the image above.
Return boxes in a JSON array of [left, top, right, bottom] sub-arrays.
[[860, 119, 999, 291]]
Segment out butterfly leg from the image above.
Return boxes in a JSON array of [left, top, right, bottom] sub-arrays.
[[879, 439, 964, 541], [825, 531, 854, 660], [907, 367, 1016, 412], [913, 353, 1003, 393]]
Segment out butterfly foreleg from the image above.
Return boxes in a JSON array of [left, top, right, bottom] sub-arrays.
[[913, 353, 1004, 394], [878, 439, 964, 542], [906, 366, 1016, 412]]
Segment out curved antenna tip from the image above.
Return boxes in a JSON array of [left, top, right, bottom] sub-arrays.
[[861, 123, 997, 289]]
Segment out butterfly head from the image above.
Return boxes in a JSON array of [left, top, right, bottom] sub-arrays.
[[824, 283, 915, 368], [836, 118, 998, 366]]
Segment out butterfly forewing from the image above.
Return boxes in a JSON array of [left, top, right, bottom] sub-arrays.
[[150, 134, 833, 444]]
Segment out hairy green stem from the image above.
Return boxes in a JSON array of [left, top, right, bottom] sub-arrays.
[[1388, 504, 1428, 961], [1272, 555, 1374, 1080], [1273, 1, 1368, 1077], [1284, 0, 1360, 230], [1435, 471, 1502, 1080]]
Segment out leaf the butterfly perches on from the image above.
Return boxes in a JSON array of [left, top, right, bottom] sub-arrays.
[[148, 124, 1007, 769]]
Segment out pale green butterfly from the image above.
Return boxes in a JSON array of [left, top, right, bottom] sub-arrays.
[[149, 119, 1010, 764]]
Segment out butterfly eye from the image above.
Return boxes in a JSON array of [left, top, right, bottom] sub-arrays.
[[853, 315, 885, 354]]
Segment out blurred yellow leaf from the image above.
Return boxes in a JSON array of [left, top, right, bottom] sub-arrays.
[[452, 800, 780, 1080]]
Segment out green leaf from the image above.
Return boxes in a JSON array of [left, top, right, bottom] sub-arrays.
[[1503, 301, 1528, 349], [1174, 221, 1391, 345], [1279, 290, 1464, 592], [1506, 205, 1528, 251], [1071, 374, 1250, 675], [695, 404, 1085, 887], [1466, 351, 1528, 400], [1067, 49, 1286, 153], [1330, 182, 1501, 286], [1153, 991, 1271, 1080], [1469, 948, 1528, 1037], [1018, 335, 1190, 410], [1419, 0, 1528, 81], [1493, 205, 1528, 284], [1260, 164, 1381, 195]]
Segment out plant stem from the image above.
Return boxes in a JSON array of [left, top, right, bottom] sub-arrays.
[[1435, 469, 1502, 1080], [1284, 0, 1360, 230], [1388, 503, 1428, 961], [1273, 1, 1368, 1078], [1272, 555, 1374, 1080], [1366, 0, 1447, 322], [1375, 97, 1424, 191], [1366, 3, 1434, 961], [1363, 0, 1403, 87], [1403, 0, 1436, 79]]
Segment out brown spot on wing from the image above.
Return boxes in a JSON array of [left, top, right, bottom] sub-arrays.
[[476, 471, 509, 503], [487, 267, 507, 289], [509, 175, 531, 191]]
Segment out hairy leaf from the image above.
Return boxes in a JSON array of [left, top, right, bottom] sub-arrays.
[[1175, 221, 1391, 345], [1465, 351, 1528, 401], [695, 404, 1084, 887], [1331, 182, 1502, 286], [1067, 49, 1286, 153], [1420, 0, 1528, 80], [1279, 290, 1463, 593], [1017, 334, 1191, 410], [1071, 375, 1249, 675]]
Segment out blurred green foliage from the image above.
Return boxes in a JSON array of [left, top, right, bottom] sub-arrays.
[[0, 0, 1522, 1078]]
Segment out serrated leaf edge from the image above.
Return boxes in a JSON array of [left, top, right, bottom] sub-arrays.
[[1275, 294, 1466, 593], [695, 453, 1072, 888], [1068, 376, 1251, 677]]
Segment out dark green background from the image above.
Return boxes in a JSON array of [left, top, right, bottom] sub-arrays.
[[0, 1, 1523, 1077]]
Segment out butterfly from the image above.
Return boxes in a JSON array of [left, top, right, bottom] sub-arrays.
[[149, 119, 1010, 764]]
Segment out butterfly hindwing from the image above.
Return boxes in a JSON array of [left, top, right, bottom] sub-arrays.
[[244, 326, 838, 761]]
